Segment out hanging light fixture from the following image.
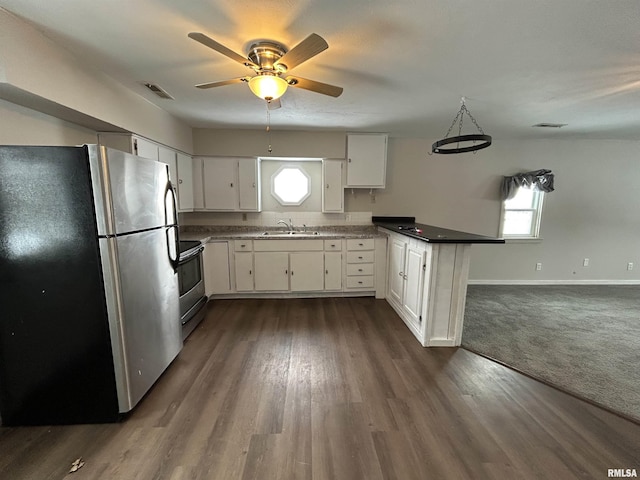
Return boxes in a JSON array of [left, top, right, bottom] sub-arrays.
[[248, 74, 289, 101], [431, 97, 492, 154]]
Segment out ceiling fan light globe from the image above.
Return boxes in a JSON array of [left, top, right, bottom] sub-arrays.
[[248, 75, 288, 100]]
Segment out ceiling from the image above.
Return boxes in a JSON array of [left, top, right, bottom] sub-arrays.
[[2, 0, 640, 140]]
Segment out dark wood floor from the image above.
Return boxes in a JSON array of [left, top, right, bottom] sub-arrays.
[[1, 297, 639, 480]]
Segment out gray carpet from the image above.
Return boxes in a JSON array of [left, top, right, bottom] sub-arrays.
[[462, 284, 640, 423]]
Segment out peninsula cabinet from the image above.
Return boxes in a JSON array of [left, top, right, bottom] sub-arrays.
[[195, 156, 261, 212], [345, 133, 388, 188], [384, 230, 471, 347]]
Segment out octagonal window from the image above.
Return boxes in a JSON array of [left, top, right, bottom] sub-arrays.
[[271, 166, 311, 205]]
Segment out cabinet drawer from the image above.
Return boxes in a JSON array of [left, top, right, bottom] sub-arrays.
[[346, 276, 374, 289], [346, 251, 374, 263], [347, 263, 374, 276], [324, 239, 342, 251], [346, 238, 374, 251], [234, 240, 253, 251]]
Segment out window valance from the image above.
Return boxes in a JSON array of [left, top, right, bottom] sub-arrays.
[[501, 169, 554, 201]]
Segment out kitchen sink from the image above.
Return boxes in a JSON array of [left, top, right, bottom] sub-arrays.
[[261, 230, 320, 236]]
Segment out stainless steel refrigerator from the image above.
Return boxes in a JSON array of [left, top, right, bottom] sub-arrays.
[[0, 145, 182, 425]]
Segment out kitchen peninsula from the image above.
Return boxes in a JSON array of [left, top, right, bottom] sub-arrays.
[[373, 216, 504, 347]]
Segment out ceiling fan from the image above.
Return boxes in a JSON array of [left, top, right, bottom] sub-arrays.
[[188, 32, 343, 106]]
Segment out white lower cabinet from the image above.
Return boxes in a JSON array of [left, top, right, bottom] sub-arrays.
[[387, 235, 427, 334], [290, 252, 324, 292], [206, 236, 379, 296], [203, 241, 231, 296], [324, 252, 343, 290], [384, 229, 471, 347], [234, 252, 254, 291], [254, 252, 289, 291]]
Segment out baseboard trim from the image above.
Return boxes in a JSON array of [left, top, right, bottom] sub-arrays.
[[468, 279, 640, 285]]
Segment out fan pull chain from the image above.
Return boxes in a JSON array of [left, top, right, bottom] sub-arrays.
[[266, 101, 273, 153]]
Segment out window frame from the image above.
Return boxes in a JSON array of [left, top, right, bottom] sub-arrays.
[[499, 187, 545, 240]]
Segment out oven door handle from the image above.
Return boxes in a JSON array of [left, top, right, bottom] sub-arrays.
[[179, 245, 204, 264]]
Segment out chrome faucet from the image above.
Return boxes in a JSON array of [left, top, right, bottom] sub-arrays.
[[277, 218, 294, 232]]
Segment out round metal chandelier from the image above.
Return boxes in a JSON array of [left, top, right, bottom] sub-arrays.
[[431, 98, 492, 154]]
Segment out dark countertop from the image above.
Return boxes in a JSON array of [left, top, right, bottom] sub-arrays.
[[373, 216, 505, 244]]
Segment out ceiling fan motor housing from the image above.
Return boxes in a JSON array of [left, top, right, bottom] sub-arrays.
[[247, 42, 288, 73]]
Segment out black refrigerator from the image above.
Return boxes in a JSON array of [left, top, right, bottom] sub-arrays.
[[0, 145, 182, 426]]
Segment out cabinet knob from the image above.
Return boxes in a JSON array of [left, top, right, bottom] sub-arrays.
[[326, 270, 329, 274], [358, 256, 363, 259], [326, 184, 330, 189], [399, 271, 404, 277], [348, 158, 352, 163], [230, 183, 234, 187], [249, 270, 252, 275], [253, 182, 256, 188], [403, 274, 408, 280], [358, 268, 363, 272], [358, 243, 364, 246], [178, 179, 183, 184]]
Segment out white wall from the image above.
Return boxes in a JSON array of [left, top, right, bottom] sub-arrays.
[[193, 128, 640, 282], [0, 99, 97, 145], [0, 9, 192, 153]]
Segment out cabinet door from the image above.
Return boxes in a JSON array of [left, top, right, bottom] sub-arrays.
[[203, 242, 231, 295], [324, 252, 343, 290], [346, 134, 387, 188], [158, 146, 178, 194], [388, 238, 406, 306], [134, 136, 160, 161], [238, 157, 260, 211], [290, 252, 324, 292], [203, 158, 238, 210], [254, 252, 289, 291], [322, 159, 344, 213], [403, 245, 425, 327], [176, 153, 194, 211], [192, 157, 205, 210], [234, 252, 254, 291]]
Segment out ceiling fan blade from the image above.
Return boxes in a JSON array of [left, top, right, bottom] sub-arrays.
[[274, 33, 328, 71], [267, 98, 282, 110], [286, 76, 343, 97], [195, 77, 248, 89], [188, 32, 258, 68]]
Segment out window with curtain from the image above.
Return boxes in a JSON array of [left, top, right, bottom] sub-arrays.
[[500, 169, 553, 239], [501, 187, 545, 238]]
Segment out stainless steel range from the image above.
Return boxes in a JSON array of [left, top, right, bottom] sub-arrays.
[[178, 240, 208, 339]]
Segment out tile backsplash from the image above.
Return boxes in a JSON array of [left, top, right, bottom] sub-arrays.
[[180, 211, 373, 227]]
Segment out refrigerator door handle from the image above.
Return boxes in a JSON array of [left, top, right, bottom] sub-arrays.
[[166, 225, 180, 272], [164, 179, 179, 227]]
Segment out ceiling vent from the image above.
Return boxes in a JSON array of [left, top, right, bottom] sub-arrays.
[[143, 82, 174, 99], [532, 123, 567, 128]]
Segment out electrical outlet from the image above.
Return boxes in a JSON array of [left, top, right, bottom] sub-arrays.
[[536, 262, 542, 271], [628, 262, 634, 271], [583, 258, 589, 267], [345, 213, 352, 222]]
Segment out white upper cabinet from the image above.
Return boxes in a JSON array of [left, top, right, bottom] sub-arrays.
[[99, 133, 193, 212], [199, 156, 261, 212], [322, 158, 344, 213], [176, 153, 194, 212], [237, 157, 260, 211], [203, 157, 237, 210], [345, 133, 388, 188]]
